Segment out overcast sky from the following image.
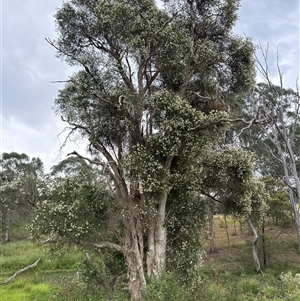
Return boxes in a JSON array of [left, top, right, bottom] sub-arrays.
[[1, 0, 299, 172]]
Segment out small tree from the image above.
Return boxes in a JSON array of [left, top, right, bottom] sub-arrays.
[[201, 147, 269, 273], [263, 176, 292, 227]]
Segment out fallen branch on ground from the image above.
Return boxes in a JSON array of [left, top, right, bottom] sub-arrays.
[[0, 258, 41, 285]]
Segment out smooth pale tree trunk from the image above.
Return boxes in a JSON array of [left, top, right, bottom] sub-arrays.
[[281, 149, 300, 253], [247, 218, 262, 274], [289, 196, 300, 254], [146, 158, 172, 279], [146, 190, 168, 278], [261, 221, 267, 267], [224, 214, 230, 247], [208, 203, 217, 253]]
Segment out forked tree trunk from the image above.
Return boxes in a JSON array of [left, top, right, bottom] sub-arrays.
[[125, 189, 168, 300], [247, 218, 262, 274]]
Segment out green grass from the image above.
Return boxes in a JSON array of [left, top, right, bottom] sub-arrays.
[[1, 218, 300, 300], [193, 215, 300, 301], [0, 241, 84, 301]]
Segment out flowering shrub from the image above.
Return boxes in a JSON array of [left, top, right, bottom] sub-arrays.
[[280, 271, 300, 299]]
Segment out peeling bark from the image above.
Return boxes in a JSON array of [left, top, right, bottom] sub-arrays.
[[125, 213, 146, 301]]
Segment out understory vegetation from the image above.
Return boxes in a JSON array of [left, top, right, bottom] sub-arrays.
[[1, 217, 300, 301]]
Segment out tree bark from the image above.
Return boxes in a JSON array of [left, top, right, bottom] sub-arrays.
[[208, 202, 217, 253], [290, 201, 300, 254], [125, 213, 146, 301], [147, 189, 168, 278], [262, 221, 267, 267], [247, 218, 262, 274], [224, 214, 230, 247]]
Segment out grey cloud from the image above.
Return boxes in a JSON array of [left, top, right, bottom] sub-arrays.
[[2, 0, 71, 127], [2, 0, 299, 170], [234, 0, 299, 87]]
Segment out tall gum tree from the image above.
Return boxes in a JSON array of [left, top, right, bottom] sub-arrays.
[[47, 0, 255, 299], [241, 80, 300, 250]]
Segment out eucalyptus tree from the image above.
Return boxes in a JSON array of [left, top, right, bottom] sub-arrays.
[[0, 152, 43, 241], [44, 0, 255, 299], [241, 81, 300, 250]]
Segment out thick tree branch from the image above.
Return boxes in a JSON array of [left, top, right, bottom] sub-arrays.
[[67, 151, 108, 167], [201, 191, 223, 204]]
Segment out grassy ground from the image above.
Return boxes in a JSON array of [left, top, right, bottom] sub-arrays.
[[1, 217, 300, 300], [198, 216, 300, 301], [0, 241, 84, 301]]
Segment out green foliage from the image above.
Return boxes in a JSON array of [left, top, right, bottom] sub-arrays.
[[3, 235, 300, 301], [145, 272, 186, 301], [280, 272, 300, 301], [166, 190, 206, 284], [149, 90, 230, 154], [30, 159, 113, 244], [203, 147, 269, 219], [0, 152, 44, 241], [31, 158, 127, 300], [77, 249, 128, 300], [263, 177, 293, 227]]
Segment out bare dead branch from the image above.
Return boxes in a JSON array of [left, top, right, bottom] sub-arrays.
[[193, 92, 215, 101], [0, 258, 40, 285], [235, 115, 262, 137], [67, 150, 108, 167]]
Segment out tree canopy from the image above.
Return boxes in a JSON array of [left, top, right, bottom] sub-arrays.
[[31, 1, 264, 300]]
